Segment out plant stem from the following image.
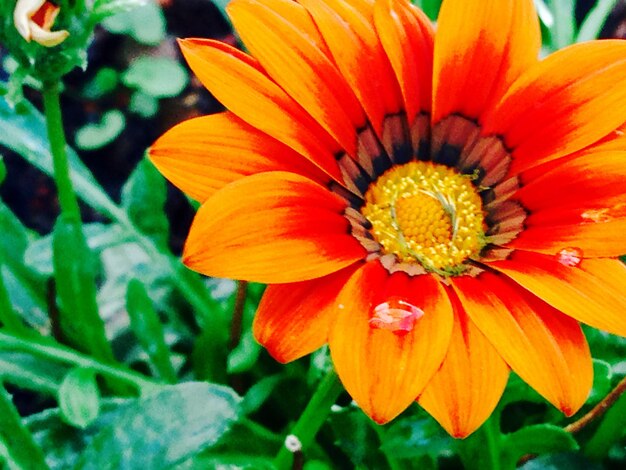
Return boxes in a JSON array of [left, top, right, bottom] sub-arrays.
[[0, 331, 158, 394], [273, 370, 344, 470], [564, 374, 626, 434], [42, 80, 81, 221]]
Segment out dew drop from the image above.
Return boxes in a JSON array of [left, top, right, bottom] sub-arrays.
[[581, 208, 611, 223], [556, 247, 583, 267], [369, 297, 424, 334]]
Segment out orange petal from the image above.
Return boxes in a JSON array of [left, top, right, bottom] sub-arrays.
[[253, 265, 357, 363], [374, 0, 434, 123], [149, 112, 332, 202], [508, 150, 626, 257], [227, 0, 367, 156], [418, 291, 509, 438], [432, 0, 540, 124], [299, 0, 403, 136], [178, 38, 342, 180], [483, 40, 626, 176], [488, 251, 626, 337], [329, 263, 454, 423], [453, 272, 592, 416], [183, 172, 366, 283]]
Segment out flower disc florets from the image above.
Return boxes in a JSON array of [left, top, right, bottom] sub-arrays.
[[361, 161, 486, 276]]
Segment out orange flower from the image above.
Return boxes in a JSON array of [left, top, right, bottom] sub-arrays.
[[14, 0, 69, 47], [150, 0, 626, 437]]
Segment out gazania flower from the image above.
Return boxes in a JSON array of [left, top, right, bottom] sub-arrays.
[[150, 0, 626, 437], [14, 0, 69, 47]]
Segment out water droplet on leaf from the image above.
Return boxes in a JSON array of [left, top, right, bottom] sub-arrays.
[[369, 297, 424, 334], [556, 247, 583, 267]]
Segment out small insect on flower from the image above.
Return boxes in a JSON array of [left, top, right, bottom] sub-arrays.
[[14, 0, 69, 47], [150, 0, 626, 438]]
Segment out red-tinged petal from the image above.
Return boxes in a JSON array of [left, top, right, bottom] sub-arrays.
[[488, 251, 626, 337], [418, 292, 509, 438], [453, 272, 592, 416], [253, 265, 357, 363], [374, 0, 434, 123], [483, 41, 626, 176], [299, 0, 403, 136], [508, 150, 626, 257], [183, 172, 366, 283], [432, 0, 540, 124], [178, 38, 342, 180], [227, 0, 367, 156], [149, 112, 332, 202], [329, 263, 454, 423]]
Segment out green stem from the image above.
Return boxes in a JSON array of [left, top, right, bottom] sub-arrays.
[[458, 415, 501, 470], [42, 80, 81, 221], [273, 370, 344, 470], [0, 331, 158, 394], [0, 383, 49, 470]]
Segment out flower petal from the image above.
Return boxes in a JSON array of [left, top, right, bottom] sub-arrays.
[[484, 40, 626, 176], [453, 272, 592, 416], [254, 265, 357, 363], [432, 0, 540, 124], [508, 151, 626, 257], [183, 172, 366, 283], [149, 112, 332, 202], [374, 0, 434, 123], [299, 0, 403, 136], [418, 291, 509, 438], [330, 263, 453, 423], [488, 251, 626, 337], [227, 0, 367, 156], [178, 38, 342, 180]]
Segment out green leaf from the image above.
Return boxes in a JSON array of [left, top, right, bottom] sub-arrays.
[[329, 407, 388, 468], [546, 0, 576, 49], [0, 155, 6, 184], [128, 91, 159, 118], [584, 390, 626, 459], [75, 110, 125, 151], [227, 329, 262, 374], [58, 368, 101, 429], [0, 385, 49, 470], [126, 279, 176, 383], [576, 0, 619, 42], [0, 351, 69, 396], [381, 413, 453, 460], [241, 375, 281, 415], [82, 68, 119, 100], [94, 0, 150, 18], [74, 383, 241, 469], [122, 57, 189, 98], [519, 452, 603, 470], [52, 216, 114, 362], [588, 359, 612, 404], [121, 158, 170, 247], [502, 424, 578, 463], [100, 1, 166, 45]]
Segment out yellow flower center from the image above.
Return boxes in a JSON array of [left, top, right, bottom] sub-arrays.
[[361, 161, 486, 275]]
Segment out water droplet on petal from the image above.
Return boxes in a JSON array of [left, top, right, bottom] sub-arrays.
[[556, 247, 583, 267], [369, 297, 424, 334], [581, 208, 611, 223]]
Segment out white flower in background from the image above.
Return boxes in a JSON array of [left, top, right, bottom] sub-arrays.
[[14, 0, 69, 47]]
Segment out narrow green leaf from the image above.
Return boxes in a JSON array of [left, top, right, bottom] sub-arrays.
[[241, 375, 281, 415], [588, 359, 613, 404], [547, 0, 576, 49], [58, 368, 101, 429], [74, 383, 241, 469], [502, 424, 578, 464], [0, 351, 68, 395], [0, 155, 6, 184], [121, 158, 170, 248], [126, 279, 176, 383], [52, 216, 114, 362], [0, 384, 49, 470], [576, 0, 619, 41], [227, 329, 262, 374]]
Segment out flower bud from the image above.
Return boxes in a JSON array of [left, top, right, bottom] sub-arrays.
[[14, 0, 69, 47]]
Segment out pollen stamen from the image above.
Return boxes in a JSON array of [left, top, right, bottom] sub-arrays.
[[360, 161, 486, 276]]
